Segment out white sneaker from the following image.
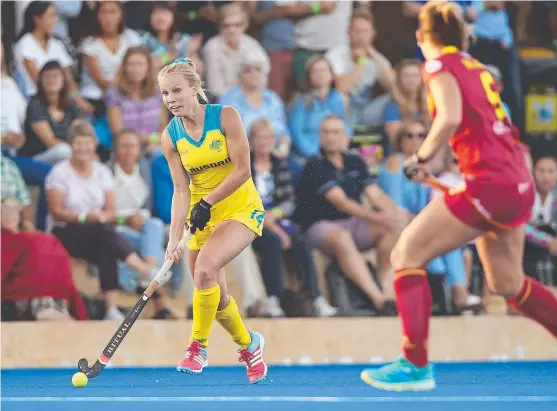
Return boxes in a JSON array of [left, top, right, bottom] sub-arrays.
[[104, 307, 125, 321], [267, 296, 285, 318], [313, 296, 338, 317], [465, 294, 482, 306]]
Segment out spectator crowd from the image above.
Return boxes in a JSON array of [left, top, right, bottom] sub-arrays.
[[1, 0, 556, 322]]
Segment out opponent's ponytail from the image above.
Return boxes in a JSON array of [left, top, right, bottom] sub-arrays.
[[419, 1, 467, 50], [158, 57, 209, 103]]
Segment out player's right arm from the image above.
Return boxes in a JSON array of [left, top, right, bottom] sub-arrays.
[[161, 128, 191, 262]]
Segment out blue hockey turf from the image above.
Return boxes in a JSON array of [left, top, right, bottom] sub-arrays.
[[2, 361, 556, 411]]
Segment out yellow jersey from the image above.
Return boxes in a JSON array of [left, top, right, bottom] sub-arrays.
[[166, 104, 265, 249]]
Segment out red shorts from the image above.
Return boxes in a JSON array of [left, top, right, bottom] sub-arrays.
[[444, 180, 535, 232]]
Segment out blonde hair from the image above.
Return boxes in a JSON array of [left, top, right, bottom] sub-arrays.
[[248, 118, 274, 141], [68, 119, 96, 143], [116, 47, 157, 99], [158, 58, 209, 103]]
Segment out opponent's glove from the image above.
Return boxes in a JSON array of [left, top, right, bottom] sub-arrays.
[[403, 154, 428, 180], [190, 199, 212, 232]]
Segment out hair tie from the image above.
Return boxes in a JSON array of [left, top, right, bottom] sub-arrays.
[[173, 57, 189, 64]]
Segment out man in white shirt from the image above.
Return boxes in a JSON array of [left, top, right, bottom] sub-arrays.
[[325, 12, 394, 127], [291, 0, 353, 88]]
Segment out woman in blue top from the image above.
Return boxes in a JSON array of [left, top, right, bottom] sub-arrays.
[[382, 59, 429, 148], [288, 56, 349, 159]]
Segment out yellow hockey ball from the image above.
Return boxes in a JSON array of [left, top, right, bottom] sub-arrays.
[[72, 372, 88, 388]]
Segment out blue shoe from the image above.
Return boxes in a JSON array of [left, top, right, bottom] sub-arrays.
[[361, 357, 435, 391]]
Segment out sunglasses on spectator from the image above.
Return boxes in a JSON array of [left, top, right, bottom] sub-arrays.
[[405, 132, 426, 139]]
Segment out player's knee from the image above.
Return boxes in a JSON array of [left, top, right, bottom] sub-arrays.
[[487, 272, 524, 298], [193, 263, 219, 289], [390, 239, 421, 269]]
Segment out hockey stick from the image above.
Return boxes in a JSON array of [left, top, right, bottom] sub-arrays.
[[424, 175, 451, 194], [77, 228, 193, 378]]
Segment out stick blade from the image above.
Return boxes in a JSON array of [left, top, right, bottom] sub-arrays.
[[78, 358, 105, 378]]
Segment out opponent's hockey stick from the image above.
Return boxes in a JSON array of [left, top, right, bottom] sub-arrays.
[[77, 228, 193, 378]]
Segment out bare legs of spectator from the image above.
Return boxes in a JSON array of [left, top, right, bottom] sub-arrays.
[[322, 228, 388, 309], [53, 222, 157, 320], [373, 229, 399, 285], [122, 252, 177, 318]]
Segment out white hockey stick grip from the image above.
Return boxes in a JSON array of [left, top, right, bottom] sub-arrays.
[[153, 229, 192, 284]]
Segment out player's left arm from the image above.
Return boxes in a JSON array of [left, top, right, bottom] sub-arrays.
[[416, 72, 462, 162], [203, 106, 252, 206]]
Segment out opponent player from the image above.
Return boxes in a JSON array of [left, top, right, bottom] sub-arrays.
[[158, 58, 267, 384], [361, 1, 557, 391]]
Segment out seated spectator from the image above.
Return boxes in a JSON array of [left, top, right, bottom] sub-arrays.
[[219, 53, 291, 158], [325, 12, 394, 128], [294, 115, 400, 315], [288, 55, 349, 159], [45, 120, 166, 321], [524, 155, 557, 285], [106, 129, 178, 315], [249, 119, 337, 317], [291, 1, 353, 89], [378, 120, 428, 211], [1, 155, 37, 232], [1, 196, 88, 321], [1, 42, 51, 230], [250, 1, 297, 100], [137, 2, 204, 73], [105, 47, 167, 156], [203, 3, 270, 98], [20, 61, 81, 165], [106, 129, 165, 287], [380, 122, 481, 312], [79, 1, 142, 119], [14, 1, 92, 114], [1, 41, 27, 157], [383, 59, 429, 147]]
